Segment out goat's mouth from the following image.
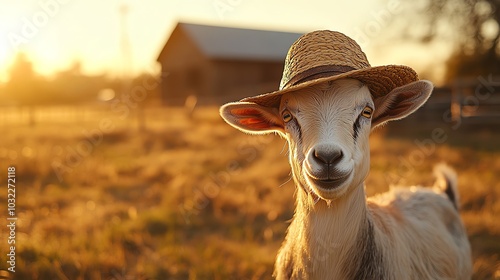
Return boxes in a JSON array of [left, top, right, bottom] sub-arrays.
[[305, 170, 352, 190]]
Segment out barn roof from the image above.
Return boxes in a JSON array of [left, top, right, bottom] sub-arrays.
[[157, 22, 303, 61]]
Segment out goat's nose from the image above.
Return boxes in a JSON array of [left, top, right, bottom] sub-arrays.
[[312, 146, 343, 165]]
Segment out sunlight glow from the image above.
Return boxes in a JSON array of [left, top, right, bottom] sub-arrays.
[[97, 88, 116, 101], [0, 0, 448, 82]]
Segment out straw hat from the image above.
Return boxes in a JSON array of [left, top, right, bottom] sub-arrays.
[[241, 30, 418, 107]]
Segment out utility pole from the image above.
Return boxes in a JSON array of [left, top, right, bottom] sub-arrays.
[[119, 4, 132, 77], [119, 3, 146, 131]]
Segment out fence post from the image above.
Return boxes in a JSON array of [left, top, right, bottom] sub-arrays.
[[451, 81, 462, 123]]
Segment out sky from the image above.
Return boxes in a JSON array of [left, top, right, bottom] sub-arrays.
[[0, 0, 452, 83]]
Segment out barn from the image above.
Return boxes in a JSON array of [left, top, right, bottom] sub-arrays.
[[156, 22, 303, 105]]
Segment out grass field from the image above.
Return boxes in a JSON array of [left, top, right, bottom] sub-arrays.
[[0, 106, 499, 279]]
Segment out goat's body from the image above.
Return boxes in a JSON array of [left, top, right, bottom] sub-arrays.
[[275, 174, 472, 280], [221, 77, 472, 279]]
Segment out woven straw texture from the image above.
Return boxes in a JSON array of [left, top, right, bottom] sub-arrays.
[[241, 30, 419, 107], [280, 30, 370, 89]]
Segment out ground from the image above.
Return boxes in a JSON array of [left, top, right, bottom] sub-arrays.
[[0, 106, 499, 279]]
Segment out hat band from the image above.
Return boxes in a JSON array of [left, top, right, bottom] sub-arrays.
[[283, 65, 357, 89]]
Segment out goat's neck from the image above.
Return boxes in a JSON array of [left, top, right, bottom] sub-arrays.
[[296, 181, 368, 236], [291, 182, 370, 276]]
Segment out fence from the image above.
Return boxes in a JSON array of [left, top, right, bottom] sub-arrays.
[[0, 105, 111, 126], [0, 103, 199, 129], [2, 77, 499, 127], [450, 76, 500, 123]]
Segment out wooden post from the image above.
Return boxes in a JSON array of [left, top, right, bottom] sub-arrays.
[[451, 81, 462, 123], [28, 106, 35, 126]]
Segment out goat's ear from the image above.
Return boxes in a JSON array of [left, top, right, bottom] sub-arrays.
[[219, 102, 283, 134], [371, 80, 433, 129]]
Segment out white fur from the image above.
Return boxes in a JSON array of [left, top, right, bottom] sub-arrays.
[[220, 79, 472, 279]]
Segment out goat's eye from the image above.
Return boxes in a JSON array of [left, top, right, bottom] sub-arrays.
[[361, 106, 373, 118], [282, 110, 293, 123]]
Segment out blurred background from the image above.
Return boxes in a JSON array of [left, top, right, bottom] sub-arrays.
[[0, 0, 499, 279]]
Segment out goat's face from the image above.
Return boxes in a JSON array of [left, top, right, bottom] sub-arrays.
[[220, 78, 433, 201], [278, 79, 373, 199]]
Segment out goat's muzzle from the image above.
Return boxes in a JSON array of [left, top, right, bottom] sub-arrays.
[[305, 144, 351, 189]]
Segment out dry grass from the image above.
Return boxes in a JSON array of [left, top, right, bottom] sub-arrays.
[[0, 106, 499, 279]]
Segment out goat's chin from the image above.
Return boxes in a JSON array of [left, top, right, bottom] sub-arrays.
[[304, 171, 354, 200]]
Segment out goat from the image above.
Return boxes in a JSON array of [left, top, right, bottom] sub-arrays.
[[220, 78, 472, 279]]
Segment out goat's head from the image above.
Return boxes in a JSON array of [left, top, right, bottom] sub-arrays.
[[220, 78, 433, 201]]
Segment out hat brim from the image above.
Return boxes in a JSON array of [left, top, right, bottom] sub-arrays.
[[241, 65, 418, 107]]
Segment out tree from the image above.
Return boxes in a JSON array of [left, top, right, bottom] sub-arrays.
[[4, 52, 45, 106], [391, 0, 500, 81], [3, 53, 46, 125]]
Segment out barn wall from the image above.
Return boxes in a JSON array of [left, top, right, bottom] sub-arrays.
[[157, 28, 289, 105], [210, 59, 285, 104], [158, 27, 213, 105]]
